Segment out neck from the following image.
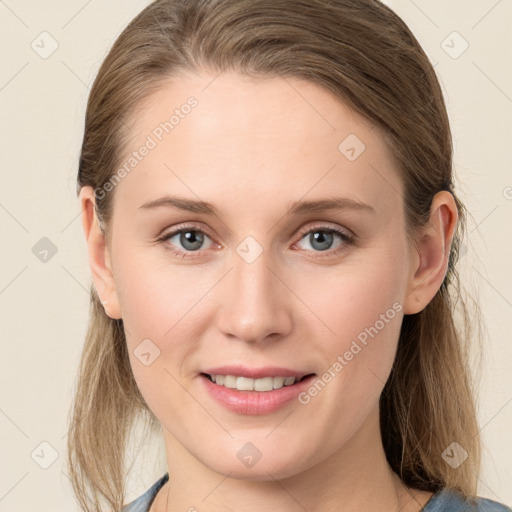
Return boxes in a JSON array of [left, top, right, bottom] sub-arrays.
[[153, 405, 430, 512]]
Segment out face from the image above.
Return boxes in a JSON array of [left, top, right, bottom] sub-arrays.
[[97, 70, 419, 479]]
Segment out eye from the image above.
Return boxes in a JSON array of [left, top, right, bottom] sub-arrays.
[[294, 225, 354, 257], [157, 223, 354, 260], [158, 225, 216, 259]]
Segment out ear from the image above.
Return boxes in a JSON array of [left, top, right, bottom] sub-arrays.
[[78, 186, 122, 320], [403, 191, 458, 315]]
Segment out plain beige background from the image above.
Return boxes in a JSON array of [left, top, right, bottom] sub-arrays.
[[0, 0, 510, 510]]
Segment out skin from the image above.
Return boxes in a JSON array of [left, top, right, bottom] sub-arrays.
[[79, 70, 457, 511]]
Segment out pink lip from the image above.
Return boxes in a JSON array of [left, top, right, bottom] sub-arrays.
[[199, 371, 316, 415], [202, 365, 311, 380]]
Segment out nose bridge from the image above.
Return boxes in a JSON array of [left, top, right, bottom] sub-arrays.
[[217, 239, 292, 343]]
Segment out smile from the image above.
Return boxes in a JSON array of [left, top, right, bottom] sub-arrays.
[[200, 371, 317, 415], [205, 374, 312, 391]]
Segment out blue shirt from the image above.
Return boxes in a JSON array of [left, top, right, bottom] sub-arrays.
[[121, 472, 511, 512]]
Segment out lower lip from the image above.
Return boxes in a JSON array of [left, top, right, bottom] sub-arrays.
[[200, 374, 316, 415]]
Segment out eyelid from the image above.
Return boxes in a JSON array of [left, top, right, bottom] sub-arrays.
[[295, 221, 353, 240], [157, 221, 215, 242]]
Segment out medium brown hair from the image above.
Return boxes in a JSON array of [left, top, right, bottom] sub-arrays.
[[69, 1, 482, 510]]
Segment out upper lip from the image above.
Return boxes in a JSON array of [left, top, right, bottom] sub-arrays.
[[202, 365, 314, 380]]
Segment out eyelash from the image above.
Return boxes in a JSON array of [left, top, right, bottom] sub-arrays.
[[157, 223, 354, 260]]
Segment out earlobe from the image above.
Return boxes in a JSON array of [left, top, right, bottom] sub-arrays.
[[79, 187, 122, 320], [403, 191, 458, 315]]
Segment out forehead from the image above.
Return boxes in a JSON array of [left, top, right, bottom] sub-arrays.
[[112, 70, 402, 220]]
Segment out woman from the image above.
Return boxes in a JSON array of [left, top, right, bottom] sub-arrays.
[[68, 0, 511, 511]]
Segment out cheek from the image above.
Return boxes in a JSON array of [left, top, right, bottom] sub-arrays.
[[115, 259, 206, 420], [298, 248, 406, 346], [114, 250, 208, 340], [113, 251, 222, 396], [295, 247, 407, 405]]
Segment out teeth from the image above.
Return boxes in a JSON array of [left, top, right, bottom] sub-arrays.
[[208, 374, 298, 391]]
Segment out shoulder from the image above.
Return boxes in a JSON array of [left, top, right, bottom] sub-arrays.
[[423, 487, 511, 512], [121, 473, 169, 512]]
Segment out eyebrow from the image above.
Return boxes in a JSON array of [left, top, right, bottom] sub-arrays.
[[138, 194, 375, 216]]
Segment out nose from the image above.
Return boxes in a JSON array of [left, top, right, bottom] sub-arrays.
[[216, 246, 293, 344]]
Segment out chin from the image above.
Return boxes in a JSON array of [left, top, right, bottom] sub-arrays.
[[215, 463, 304, 482], [199, 445, 310, 482]]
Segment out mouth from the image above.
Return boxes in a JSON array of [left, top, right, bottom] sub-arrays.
[[200, 372, 316, 392], [199, 367, 318, 415]]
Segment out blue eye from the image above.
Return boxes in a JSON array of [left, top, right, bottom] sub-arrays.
[[294, 226, 354, 258], [159, 228, 215, 258]]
